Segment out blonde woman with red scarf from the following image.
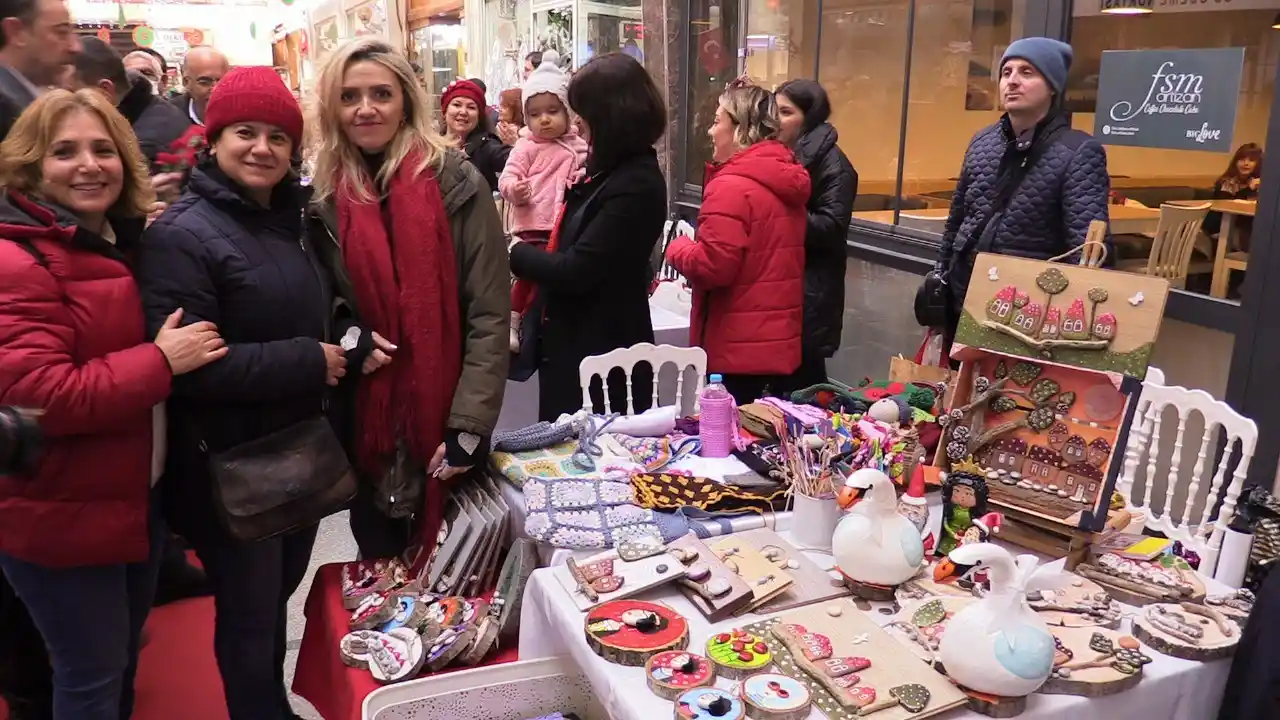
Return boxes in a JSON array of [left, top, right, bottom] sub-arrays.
[[308, 38, 509, 559]]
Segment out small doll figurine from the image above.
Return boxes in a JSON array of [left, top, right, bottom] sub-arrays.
[[896, 465, 935, 554], [937, 470, 989, 556]]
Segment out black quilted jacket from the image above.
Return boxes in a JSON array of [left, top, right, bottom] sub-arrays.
[[794, 123, 857, 358], [937, 113, 1112, 300]]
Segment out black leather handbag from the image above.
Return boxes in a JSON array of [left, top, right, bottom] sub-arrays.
[[210, 417, 357, 542]]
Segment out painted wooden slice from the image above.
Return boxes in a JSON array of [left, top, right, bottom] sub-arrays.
[[670, 533, 755, 622], [341, 559, 396, 610], [457, 600, 500, 666], [493, 539, 539, 645], [1205, 589, 1255, 625], [740, 672, 812, 720], [424, 623, 478, 672], [338, 630, 378, 669], [1132, 602, 1240, 661], [674, 687, 746, 720], [378, 595, 431, 633], [349, 591, 397, 631], [585, 599, 689, 666], [1040, 626, 1150, 697], [367, 628, 426, 684], [1027, 573, 1122, 629], [645, 651, 716, 700], [706, 628, 773, 679]]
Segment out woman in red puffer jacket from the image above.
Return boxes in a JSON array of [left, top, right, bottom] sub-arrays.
[[0, 89, 225, 719], [665, 81, 810, 404]]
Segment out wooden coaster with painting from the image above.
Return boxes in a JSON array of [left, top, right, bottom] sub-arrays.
[[341, 559, 399, 610], [1027, 573, 1122, 629], [457, 599, 500, 666], [674, 687, 745, 720], [367, 628, 426, 684], [669, 533, 753, 622], [1040, 627, 1152, 697], [705, 628, 773, 679], [740, 672, 812, 720], [645, 651, 716, 700], [1132, 601, 1240, 661], [747, 600, 967, 720], [349, 591, 397, 631], [377, 595, 432, 633], [339, 630, 379, 669], [585, 599, 689, 666]]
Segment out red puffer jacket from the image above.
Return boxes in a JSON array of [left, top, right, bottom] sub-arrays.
[[0, 192, 172, 567], [667, 140, 811, 375]]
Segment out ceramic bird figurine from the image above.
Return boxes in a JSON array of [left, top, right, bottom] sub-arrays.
[[833, 468, 925, 586], [934, 543, 1055, 697]]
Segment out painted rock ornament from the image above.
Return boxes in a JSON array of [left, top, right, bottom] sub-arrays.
[[706, 629, 772, 678], [740, 672, 811, 720], [646, 651, 716, 700], [674, 687, 745, 720]]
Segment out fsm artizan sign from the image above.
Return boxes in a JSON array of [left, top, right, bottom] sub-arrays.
[[1093, 48, 1244, 153]]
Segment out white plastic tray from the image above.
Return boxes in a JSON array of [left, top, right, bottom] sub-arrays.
[[362, 656, 605, 720]]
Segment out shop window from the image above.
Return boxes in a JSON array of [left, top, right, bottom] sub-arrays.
[[848, 0, 1028, 237], [684, 0, 740, 185], [818, 0, 910, 217], [742, 0, 819, 89], [1068, 4, 1274, 301]]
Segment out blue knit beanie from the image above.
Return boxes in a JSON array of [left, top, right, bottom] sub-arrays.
[[1001, 37, 1074, 98]]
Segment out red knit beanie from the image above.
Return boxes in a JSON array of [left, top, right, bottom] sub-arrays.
[[204, 66, 304, 148], [441, 79, 486, 113]]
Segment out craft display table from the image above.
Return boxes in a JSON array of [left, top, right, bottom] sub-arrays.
[[496, 453, 797, 566], [516, 534, 1232, 720], [495, 302, 692, 434]]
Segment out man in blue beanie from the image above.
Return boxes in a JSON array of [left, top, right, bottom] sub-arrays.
[[927, 36, 1112, 347]]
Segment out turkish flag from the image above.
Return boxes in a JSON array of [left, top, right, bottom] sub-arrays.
[[698, 26, 729, 76]]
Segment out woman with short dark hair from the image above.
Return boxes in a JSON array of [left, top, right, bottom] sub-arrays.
[[774, 79, 857, 389], [509, 52, 668, 420]]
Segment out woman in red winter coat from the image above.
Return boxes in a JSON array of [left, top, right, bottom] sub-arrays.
[[665, 82, 810, 404], [0, 90, 226, 720]]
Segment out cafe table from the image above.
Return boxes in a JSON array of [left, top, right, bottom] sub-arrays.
[[1170, 199, 1257, 299], [517, 535, 1231, 720]]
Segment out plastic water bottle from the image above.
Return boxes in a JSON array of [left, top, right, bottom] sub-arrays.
[[699, 374, 736, 458]]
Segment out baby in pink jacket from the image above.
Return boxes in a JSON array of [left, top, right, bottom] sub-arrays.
[[501, 49, 589, 353]]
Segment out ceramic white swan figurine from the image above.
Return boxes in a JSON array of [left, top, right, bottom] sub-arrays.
[[832, 468, 925, 586], [934, 543, 1055, 697]]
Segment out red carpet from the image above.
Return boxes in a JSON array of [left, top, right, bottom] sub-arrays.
[[2, 588, 519, 720]]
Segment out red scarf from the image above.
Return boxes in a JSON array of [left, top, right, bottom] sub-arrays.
[[336, 151, 462, 475]]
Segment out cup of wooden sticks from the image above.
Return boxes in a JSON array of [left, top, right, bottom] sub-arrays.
[[781, 427, 842, 551]]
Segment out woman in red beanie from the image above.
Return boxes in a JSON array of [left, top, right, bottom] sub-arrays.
[[307, 38, 508, 561], [0, 90, 226, 720], [134, 66, 336, 720], [440, 77, 511, 191]]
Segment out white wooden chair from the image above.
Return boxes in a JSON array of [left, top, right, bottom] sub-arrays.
[[1117, 381, 1257, 584], [578, 343, 707, 416]]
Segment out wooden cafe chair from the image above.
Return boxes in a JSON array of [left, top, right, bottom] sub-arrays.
[[1116, 203, 1212, 290]]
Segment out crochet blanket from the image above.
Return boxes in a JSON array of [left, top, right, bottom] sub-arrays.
[[523, 476, 696, 550]]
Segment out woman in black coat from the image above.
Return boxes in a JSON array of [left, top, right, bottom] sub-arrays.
[[135, 69, 341, 720], [775, 79, 857, 389], [509, 53, 668, 421]]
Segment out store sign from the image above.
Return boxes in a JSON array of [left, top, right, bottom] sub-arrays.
[[1093, 48, 1244, 153], [1077, 0, 1280, 15]]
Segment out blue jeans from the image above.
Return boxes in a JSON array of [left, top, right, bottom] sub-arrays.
[[0, 491, 164, 720]]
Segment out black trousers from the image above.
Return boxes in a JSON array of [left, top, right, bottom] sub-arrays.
[[1217, 566, 1280, 719], [0, 572, 52, 717], [193, 524, 317, 720], [348, 482, 415, 560]]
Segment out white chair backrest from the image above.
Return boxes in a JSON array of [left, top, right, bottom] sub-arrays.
[[1142, 203, 1210, 287], [1117, 382, 1257, 585], [1144, 366, 1165, 386], [578, 343, 708, 416]]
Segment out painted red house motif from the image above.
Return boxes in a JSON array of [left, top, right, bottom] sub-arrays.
[[1062, 299, 1089, 340], [1039, 307, 1061, 340], [977, 437, 1028, 474], [1023, 445, 1064, 485], [1062, 462, 1104, 502], [1062, 435, 1088, 465], [1012, 302, 1044, 336], [987, 286, 1017, 325], [1048, 421, 1070, 451], [1093, 313, 1118, 341]]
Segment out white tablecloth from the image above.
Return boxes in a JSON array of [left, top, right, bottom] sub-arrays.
[[495, 302, 692, 434], [496, 453, 795, 566], [516, 534, 1231, 720]]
